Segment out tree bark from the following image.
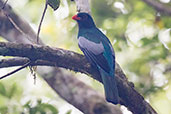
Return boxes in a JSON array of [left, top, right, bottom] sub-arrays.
[[142, 0, 171, 15]]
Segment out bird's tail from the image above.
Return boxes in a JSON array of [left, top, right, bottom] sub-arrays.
[[100, 70, 119, 104]]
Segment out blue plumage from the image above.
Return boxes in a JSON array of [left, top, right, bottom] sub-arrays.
[[72, 13, 119, 104]]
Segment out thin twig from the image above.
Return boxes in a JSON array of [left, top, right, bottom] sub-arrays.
[[7, 15, 29, 37], [1, 0, 8, 9], [36, 0, 48, 44], [31, 0, 49, 83], [2, 10, 31, 42], [0, 61, 31, 80]]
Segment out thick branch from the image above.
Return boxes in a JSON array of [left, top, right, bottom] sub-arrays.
[[142, 0, 171, 15], [0, 42, 90, 74], [43, 68, 121, 114], [0, 42, 157, 114]]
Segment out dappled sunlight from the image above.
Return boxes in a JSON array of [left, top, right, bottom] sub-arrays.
[[126, 20, 157, 46], [158, 28, 171, 49]]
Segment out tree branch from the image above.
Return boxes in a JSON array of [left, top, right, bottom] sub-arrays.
[[43, 68, 121, 114], [0, 60, 30, 79], [142, 0, 171, 15], [0, 42, 157, 114], [0, 58, 55, 68]]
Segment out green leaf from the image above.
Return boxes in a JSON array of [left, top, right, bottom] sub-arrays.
[[24, 100, 58, 114], [47, 0, 60, 11], [66, 110, 72, 114], [23, 101, 31, 108], [0, 106, 8, 114], [0, 83, 6, 97], [7, 83, 17, 99], [40, 103, 59, 114]]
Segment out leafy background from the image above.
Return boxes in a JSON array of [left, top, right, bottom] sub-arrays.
[[0, 0, 170, 113]]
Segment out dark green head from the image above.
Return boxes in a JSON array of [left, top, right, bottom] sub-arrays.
[[72, 13, 96, 29]]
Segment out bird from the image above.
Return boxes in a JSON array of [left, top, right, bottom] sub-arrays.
[[72, 12, 119, 104]]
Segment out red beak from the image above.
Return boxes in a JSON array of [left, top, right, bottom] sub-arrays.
[[72, 15, 81, 20]]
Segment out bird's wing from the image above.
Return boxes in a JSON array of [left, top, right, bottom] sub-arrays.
[[78, 36, 111, 73], [96, 29, 115, 57]]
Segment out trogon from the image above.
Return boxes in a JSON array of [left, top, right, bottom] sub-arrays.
[[72, 13, 119, 104]]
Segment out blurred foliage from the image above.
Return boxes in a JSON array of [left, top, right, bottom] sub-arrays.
[[24, 99, 58, 114], [0, 0, 171, 113], [0, 82, 59, 114]]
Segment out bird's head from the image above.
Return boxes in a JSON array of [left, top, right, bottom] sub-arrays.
[[72, 13, 96, 29]]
